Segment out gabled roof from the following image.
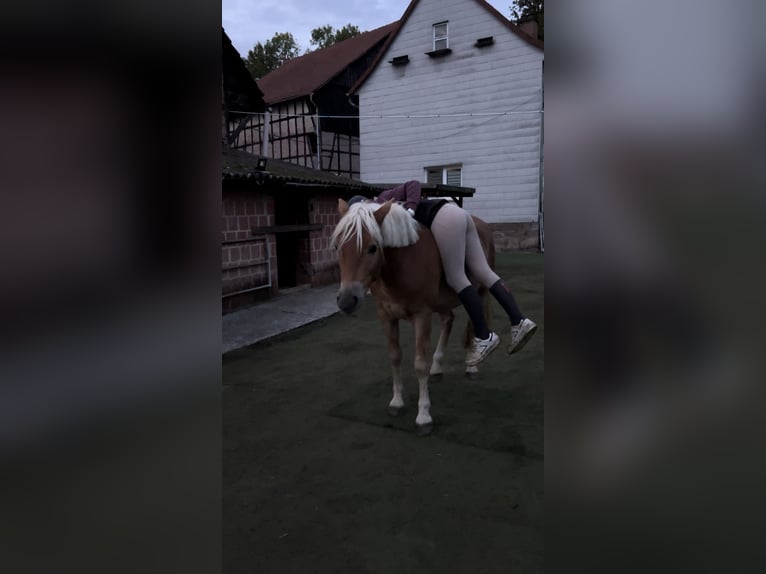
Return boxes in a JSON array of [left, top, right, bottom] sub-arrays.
[[222, 29, 265, 113], [257, 22, 398, 105], [349, 0, 543, 95]]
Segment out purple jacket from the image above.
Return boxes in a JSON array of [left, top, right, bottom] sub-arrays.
[[375, 180, 422, 211]]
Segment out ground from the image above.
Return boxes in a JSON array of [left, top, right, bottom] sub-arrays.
[[223, 253, 544, 573]]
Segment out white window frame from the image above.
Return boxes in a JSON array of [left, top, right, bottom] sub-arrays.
[[433, 21, 449, 51], [425, 165, 462, 187]]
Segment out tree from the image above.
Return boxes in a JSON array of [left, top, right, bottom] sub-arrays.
[[308, 24, 362, 51], [510, 0, 544, 41], [243, 32, 301, 79]]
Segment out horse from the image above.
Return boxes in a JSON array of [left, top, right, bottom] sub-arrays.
[[331, 198, 496, 434]]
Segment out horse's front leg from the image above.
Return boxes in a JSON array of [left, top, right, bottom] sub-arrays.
[[413, 312, 434, 434], [429, 310, 454, 382], [381, 313, 404, 416]]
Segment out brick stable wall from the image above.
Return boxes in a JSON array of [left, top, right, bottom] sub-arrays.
[[300, 200, 540, 289], [490, 222, 540, 252], [220, 191, 537, 313], [308, 196, 342, 286], [222, 190, 276, 313]]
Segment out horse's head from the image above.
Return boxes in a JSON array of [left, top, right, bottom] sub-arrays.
[[332, 198, 395, 314]]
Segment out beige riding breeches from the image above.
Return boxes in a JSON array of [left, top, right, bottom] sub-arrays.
[[430, 202, 500, 292]]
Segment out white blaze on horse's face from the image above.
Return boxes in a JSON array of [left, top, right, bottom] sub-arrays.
[[336, 229, 382, 314]]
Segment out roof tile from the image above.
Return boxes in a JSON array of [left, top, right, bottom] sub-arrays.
[[257, 22, 398, 105]]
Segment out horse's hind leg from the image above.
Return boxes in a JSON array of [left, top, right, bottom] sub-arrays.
[[382, 315, 405, 416], [430, 310, 454, 382], [413, 312, 434, 434]]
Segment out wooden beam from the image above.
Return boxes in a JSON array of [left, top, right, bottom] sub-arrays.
[[251, 224, 323, 234]]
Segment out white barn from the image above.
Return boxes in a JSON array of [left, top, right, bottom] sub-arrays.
[[350, 0, 544, 250]]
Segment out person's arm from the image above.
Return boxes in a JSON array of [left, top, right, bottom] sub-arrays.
[[376, 180, 422, 211]]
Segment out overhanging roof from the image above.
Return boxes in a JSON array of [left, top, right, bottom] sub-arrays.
[[222, 150, 476, 199], [223, 149, 380, 192]]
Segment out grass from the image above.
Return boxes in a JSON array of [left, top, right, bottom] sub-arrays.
[[223, 252, 544, 574]]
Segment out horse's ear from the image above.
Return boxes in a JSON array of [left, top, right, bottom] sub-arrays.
[[338, 198, 349, 216], [374, 199, 394, 225]]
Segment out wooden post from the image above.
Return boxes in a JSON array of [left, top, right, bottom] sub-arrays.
[[261, 109, 270, 158], [315, 109, 321, 170]]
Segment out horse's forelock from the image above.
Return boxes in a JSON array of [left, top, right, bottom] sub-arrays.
[[331, 203, 383, 251]]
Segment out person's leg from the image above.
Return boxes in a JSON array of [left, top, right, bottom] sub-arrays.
[[430, 203, 472, 293], [431, 205, 499, 365], [431, 206, 488, 335], [462, 214, 527, 323], [489, 280, 524, 325], [463, 214, 501, 287], [462, 211, 537, 354]]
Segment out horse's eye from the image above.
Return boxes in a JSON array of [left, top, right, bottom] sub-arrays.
[[367, 244, 377, 255]]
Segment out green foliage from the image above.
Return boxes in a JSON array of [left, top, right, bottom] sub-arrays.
[[243, 32, 301, 79], [510, 0, 544, 40], [241, 24, 363, 79], [308, 24, 362, 51]]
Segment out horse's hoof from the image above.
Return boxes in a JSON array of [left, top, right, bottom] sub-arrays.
[[464, 370, 479, 380], [388, 406, 405, 417], [416, 423, 433, 437], [428, 372, 443, 383]]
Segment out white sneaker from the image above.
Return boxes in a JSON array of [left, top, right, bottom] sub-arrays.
[[508, 318, 537, 355], [465, 332, 500, 366]]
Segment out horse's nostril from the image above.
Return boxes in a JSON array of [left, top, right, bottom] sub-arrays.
[[352, 296, 358, 305], [336, 294, 340, 302]]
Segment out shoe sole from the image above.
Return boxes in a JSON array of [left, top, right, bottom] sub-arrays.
[[508, 325, 537, 355], [465, 336, 501, 367]]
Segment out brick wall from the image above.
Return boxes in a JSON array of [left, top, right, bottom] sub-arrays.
[[221, 190, 538, 314], [297, 234, 312, 286], [222, 189, 276, 313], [490, 222, 540, 252], [308, 196, 342, 286]]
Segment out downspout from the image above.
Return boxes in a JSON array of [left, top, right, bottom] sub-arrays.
[[261, 107, 271, 158], [538, 63, 545, 253], [348, 95, 360, 179], [222, 75, 229, 149], [538, 113, 544, 253], [309, 92, 321, 170]]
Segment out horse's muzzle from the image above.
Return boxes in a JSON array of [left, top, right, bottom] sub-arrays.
[[337, 283, 365, 314]]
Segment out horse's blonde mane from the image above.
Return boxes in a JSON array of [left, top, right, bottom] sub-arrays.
[[331, 202, 420, 250]]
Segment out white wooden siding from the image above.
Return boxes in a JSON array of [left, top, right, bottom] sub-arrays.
[[358, 0, 543, 223]]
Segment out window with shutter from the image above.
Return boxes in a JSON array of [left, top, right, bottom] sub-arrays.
[[426, 168, 443, 185], [446, 168, 462, 187], [424, 165, 463, 186]]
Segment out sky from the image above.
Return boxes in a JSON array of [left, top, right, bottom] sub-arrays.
[[222, 0, 515, 57]]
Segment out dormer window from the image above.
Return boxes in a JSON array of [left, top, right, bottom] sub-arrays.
[[433, 21, 448, 51]]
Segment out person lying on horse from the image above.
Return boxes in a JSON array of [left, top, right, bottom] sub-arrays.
[[347, 180, 537, 366]]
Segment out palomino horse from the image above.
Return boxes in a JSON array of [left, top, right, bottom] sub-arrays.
[[331, 198, 496, 434]]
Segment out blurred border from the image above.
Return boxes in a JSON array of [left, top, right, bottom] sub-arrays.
[[0, 2, 222, 573], [546, 0, 766, 571]]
